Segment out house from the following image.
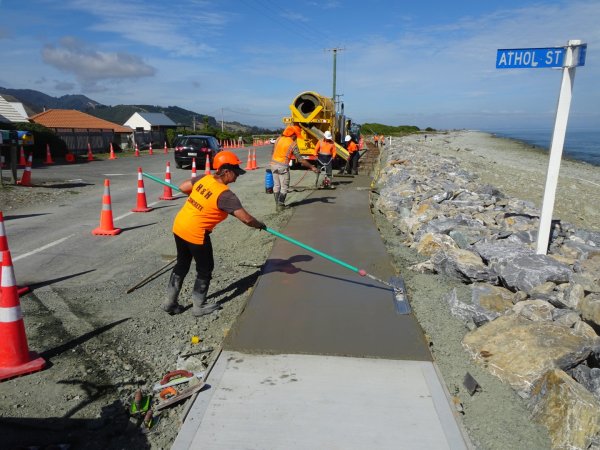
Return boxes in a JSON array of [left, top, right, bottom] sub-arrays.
[[0, 95, 29, 123], [29, 109, 133, 154], [124, 112, 176, 149]]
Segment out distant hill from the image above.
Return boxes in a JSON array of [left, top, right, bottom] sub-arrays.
[[0, 87, 275, 133]]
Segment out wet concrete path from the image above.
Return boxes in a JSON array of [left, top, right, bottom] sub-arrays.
[[173, 175, 469, 450], [225, 175, 431, 360]]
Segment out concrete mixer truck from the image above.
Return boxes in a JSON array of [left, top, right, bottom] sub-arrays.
[[282, 91, 360, 169]]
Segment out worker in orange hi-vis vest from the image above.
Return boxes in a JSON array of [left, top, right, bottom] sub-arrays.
[[340, 135, 359, 175], [270, 125, 318, 212], [164, 151, 266, 317], [380, 134, 385, 146], [373, 134, 379, 147], [314, 130, 336, 179]]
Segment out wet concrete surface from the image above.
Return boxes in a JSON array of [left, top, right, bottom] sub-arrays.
[[225, 175, 432, 361]]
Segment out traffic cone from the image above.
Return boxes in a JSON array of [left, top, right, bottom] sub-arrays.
[[87, 143, 94, 161], [134, 143, 140, 157], [204, 154, 211, 175], [17, 154, 32, 187], [0, 249, 46, 381], [0, 212, 30, 297], [131, 167, 153, 213], [18, 146, 26, 166], [164, 142, 168, 154], [44, 144, 54, 164], [92, 179, 121, 236], [109, 143, 117, 160], [191, 158, 197, 178], [148, 142, 153, 156], [251, 148, 258, 169], [244, 148, 252, 170], [159, 162, 177, 200], [0, 211, 8, 252]]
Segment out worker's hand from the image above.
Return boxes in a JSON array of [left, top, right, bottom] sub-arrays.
[[311, 167, 318, 173], [257, 221, 267, 230]]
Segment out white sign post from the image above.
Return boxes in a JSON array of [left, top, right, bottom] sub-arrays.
[[496, 40, 587, 255]]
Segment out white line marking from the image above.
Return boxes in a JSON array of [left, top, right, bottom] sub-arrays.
[[13, 235, 74, 262]]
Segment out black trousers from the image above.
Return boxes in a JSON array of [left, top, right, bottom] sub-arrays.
[[173, 233, 214, 281]]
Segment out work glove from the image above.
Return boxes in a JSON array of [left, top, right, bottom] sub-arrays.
[[257, 221, 267, 230]]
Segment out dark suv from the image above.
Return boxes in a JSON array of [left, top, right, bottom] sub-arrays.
[[173, 135, 221, 169]]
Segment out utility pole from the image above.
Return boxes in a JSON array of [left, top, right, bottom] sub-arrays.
[[326, 47, 344, 112]]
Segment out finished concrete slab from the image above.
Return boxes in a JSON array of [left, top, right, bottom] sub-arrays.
[[173, 351, 468, 450]]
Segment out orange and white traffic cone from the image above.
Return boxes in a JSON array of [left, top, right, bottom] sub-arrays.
[[134, 143, 140, 157], [164, 142, 168, 154], [251, 148, 258, 169], [148, 142, 154, 156], [17, 154, 32, 187], [92, 179, 121, 236], [87, 143, 94, 161], [159, 162, 176, 200], [0, 249, 46, 381], [0, 212, 30, 297], [109, 142, 117, 160], [44, 144, 54, 164], [244, 148, 252, 170], [18, 146, 26, 166], [132, 167, 153, 213], [191, 158, 197, 178], [204, 154, 211, 175]]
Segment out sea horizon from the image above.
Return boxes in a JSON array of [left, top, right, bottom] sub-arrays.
[[480, 127, 600, 167]]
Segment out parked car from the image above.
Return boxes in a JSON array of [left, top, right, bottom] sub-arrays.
[[173, 135, 221, 169]]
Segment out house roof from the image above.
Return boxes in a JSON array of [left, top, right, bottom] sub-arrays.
[[29, 109, 133, 133], [136, 112, 176, 127], [0, 95, 29, 123]]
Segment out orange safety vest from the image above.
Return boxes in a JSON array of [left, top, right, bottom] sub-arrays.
[[347, 141, 358, 154], [315, 139, 336, 158], [271, 136, 296, 165], [172, 175, 229, 244]]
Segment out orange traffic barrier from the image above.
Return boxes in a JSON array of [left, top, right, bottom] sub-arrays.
[[191, 158, 197, 178], [159, 162, 176, 200], [149, 143, 154, 156], [164, 142, 168, 154], [204, 154, 211, 175], [244, 148, 252, 170], [87, 143, 94, 161], [132, 167, 153, 213], [44, 144, 54, 165], [134, 143, 140, 157], [109, 142, 117, 160], [0, 249, 46, 381], [18, 146, 26, 166], [92, 179, 121, 236], [17, 154, 32, 187]]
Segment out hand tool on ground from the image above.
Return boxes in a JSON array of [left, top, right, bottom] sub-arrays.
[[142, 172, 411, 314], [130, 389, 151, 415], [126, 257, 176, 294], [153, 369, 205, 391], [155, 382, 206, 412]]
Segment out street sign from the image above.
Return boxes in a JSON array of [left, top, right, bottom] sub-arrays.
[[495, 40, 587, 255], [496, 44, 586, 69]]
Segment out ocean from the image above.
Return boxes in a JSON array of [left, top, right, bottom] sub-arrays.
[[486, 129, 600, 167]]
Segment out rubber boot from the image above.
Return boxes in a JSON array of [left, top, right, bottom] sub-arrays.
[[191, 278, 220, 317], [277, 193, 287, 212], [273, 192, 280, 208], [162, 272, 185, 315]]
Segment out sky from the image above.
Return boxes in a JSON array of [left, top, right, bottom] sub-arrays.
[[0, 0, 598, 131]]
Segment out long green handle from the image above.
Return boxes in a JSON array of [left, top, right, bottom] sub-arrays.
[[143, 171, 363, 277], [143, 172, 182, 192], [265, 227, 360, 274]]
